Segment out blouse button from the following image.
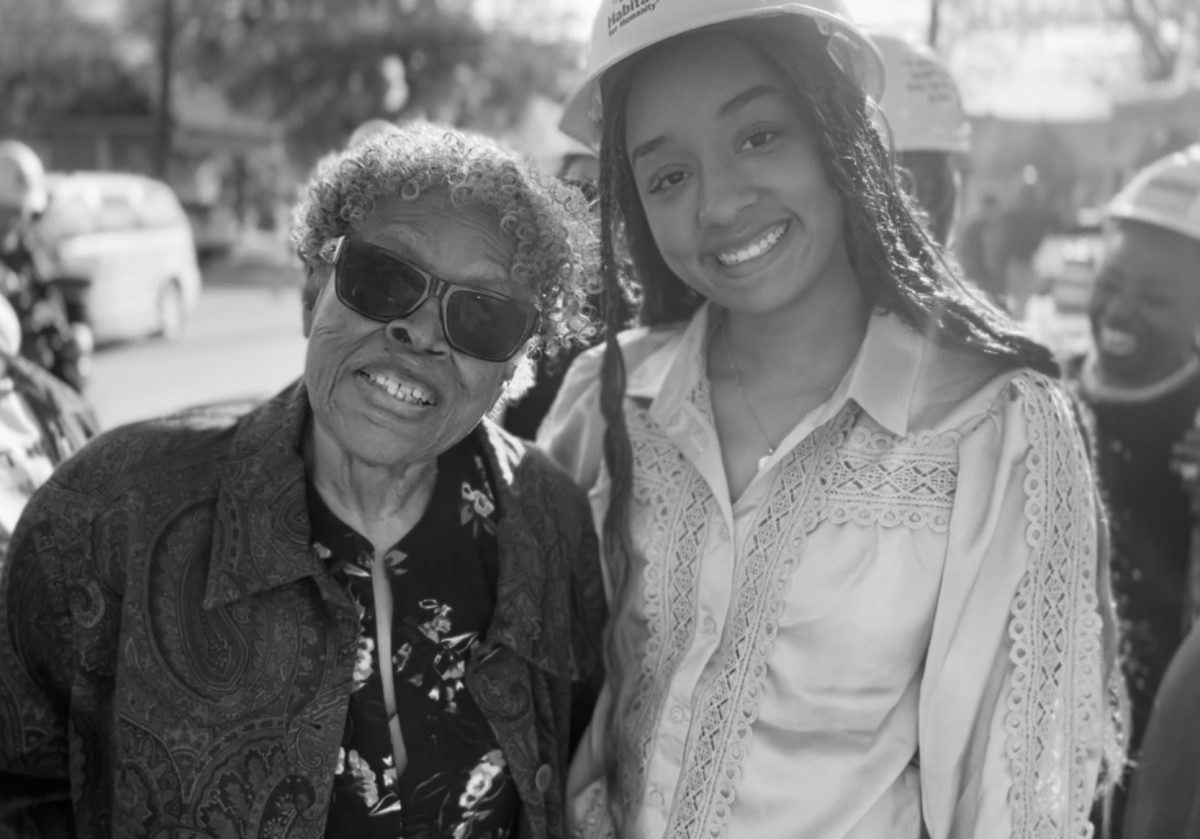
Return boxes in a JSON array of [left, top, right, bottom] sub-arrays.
[[702, 616, 718, 635], [669, 705, 687, 723], [717, 522, 730, 541], [648, 787, 666, 808], [535, 764, 553, 793]]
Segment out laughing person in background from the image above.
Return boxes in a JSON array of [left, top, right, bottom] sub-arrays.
[[1066, 144, 1200, 836], [0, 121, 606, 839]]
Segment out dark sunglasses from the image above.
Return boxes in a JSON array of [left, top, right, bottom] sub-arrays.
[[333, 236, 539, 362]]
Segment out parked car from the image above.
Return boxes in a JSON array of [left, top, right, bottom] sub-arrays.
[[1031, 207, 1106, 313], [181, 198, 240, 261], [35, 171, 202, 344]]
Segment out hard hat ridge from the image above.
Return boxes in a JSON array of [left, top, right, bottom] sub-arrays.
[[560, 0, 885, 148]]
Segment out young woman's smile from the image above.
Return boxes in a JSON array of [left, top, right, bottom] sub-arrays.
[[623, 32, 856, 320]]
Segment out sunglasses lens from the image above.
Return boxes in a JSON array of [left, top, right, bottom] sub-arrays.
[[338, 241, 427, 319], [445, 290, 534, 361]]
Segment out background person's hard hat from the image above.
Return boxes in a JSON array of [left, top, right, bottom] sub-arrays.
[[1108, 144, 1200, 244], [347, 118, 400, 149], [0, 140, 49, 216], [869, 32, 969, 156], [559, 0, 885, 148]]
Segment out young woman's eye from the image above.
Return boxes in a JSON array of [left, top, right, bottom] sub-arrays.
[[740, 129, 779, 151], [647, 170, 688, 194]]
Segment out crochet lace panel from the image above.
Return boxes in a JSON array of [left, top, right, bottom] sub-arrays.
[[1004, 373, 1103, 839], [615, 401, 712, 813], [817, 416, 959, 532]]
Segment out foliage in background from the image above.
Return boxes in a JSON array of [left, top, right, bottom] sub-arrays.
[[936, 0, 1198, 82], [119, 0, 583, 165], [0, 0, 152, 134]]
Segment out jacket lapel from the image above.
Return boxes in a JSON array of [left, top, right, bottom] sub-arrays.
[[203, 381, 321, 610]]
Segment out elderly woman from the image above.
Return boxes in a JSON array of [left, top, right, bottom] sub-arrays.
[[0, 122, 606, 839]]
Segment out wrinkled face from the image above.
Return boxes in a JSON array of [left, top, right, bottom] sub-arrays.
[[304, 191, 518, 467], [1089, 221, 1200, 387], [623, 32, 856, 317]]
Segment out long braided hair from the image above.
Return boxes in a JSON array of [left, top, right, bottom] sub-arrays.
[[590, 15, 1060, 815]]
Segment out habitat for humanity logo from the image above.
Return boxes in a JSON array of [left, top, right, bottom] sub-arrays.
[[608, 0, 658, 35]]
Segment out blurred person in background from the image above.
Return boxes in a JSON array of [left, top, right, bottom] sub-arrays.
[[0, 140, 94, 393], [501, 134, 605, 440], [557, 138, 600, 205], [997, 167, 1061, 319], [1121, 620, 1200, 839], [0, 121, 605, 838], [957, 194, 1007, 307], [868, 36, 1015, 313], [0, 291, 96, 557], [1065, 143, 1200, 836], [539, 0, 1121, 836], [869, 32, 970, 251]]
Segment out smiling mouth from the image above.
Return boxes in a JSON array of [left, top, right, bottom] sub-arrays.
[[1097, 326, 1138, 358], [358, 370, 437, 406], [714, 222, 789, 267]]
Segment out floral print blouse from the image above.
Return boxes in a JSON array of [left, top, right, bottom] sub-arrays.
[[315, 436, 520, 838]]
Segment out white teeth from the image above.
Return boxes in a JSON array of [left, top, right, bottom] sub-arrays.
[[1098, 327, 1137, 357], [361, 371, 435, 405], [715, 223, 787, 266]]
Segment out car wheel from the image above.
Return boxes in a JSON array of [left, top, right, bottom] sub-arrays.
[[157, 281, 185, 341]]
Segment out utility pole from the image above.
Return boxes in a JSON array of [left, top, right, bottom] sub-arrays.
[[154, 0, 175, 179], [928, 0, 940, 49]]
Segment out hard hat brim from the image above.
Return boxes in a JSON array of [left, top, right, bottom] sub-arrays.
[[1106, 145, 1200, 245], [1107, 204, 1200, 244], [559, 3, 885, 149]]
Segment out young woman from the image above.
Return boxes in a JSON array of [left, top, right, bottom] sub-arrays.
[[537, 2, 1124, 837]]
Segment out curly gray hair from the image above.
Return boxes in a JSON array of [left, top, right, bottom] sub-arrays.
[[292, 121, 601, 357]]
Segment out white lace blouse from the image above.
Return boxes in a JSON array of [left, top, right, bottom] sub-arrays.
[[536, 306, 1109, 839]]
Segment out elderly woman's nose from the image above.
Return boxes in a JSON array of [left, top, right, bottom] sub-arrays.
[[386, 297, 449, 354]]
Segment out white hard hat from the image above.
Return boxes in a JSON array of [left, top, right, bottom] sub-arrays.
[[347, 119, 400, 149], [869, 32, 969, 155], [1108, 144, 1200, 244], [0, 140, 48, 216], [560, 0, 885, 148]]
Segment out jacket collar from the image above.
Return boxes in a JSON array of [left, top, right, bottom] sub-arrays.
[[202, 380, 569, 677], [472, 418, 572, 678], [627, 304, 927, 438], [204, 380, 316, 609]]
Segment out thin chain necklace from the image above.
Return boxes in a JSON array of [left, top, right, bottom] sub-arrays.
[[723, 320, 780, 472], [722, 319, 840, 472]]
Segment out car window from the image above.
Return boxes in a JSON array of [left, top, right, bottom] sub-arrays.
[[136, 181, 187, 229], [95, 185, 141, 233], [37, 180, 100, 242]]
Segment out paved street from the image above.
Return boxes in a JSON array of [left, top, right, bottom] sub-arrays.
[[88, 260, 308, 430]]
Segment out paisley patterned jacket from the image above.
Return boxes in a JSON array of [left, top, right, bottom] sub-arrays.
[[0, 380, 606, 839]]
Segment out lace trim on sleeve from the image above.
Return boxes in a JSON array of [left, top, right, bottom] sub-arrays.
[[1005, 373, 1103, 838]]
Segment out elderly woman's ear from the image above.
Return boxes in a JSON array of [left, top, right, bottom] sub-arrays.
[[301, 263, 333, 338]]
